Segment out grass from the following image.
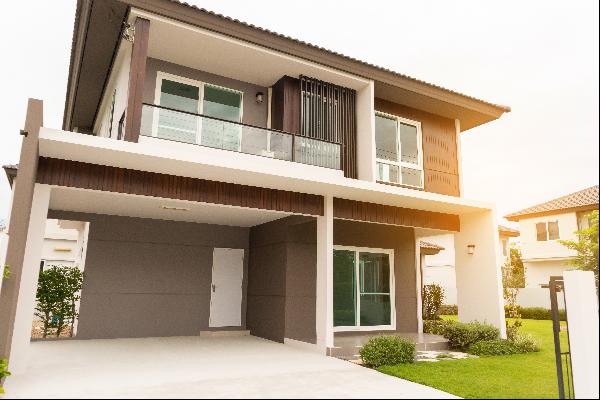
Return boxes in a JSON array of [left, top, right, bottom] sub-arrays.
[[378, 318, 568, 399]]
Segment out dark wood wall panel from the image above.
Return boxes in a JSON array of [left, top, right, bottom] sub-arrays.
[[271, 76, 300, 134], [333, 197, 460, 232], [124, 17, 150, 143], [300, 76, 357, 179], [37, 157, 324, 216], [374, 98, 460, 197]]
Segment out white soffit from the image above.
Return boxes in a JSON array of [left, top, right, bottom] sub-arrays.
[[132, 9, 370, 90], [49, 187, 288, 227]]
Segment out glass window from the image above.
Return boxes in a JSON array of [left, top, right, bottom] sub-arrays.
[[333, 248, 393, 329], [374, 112, 423, 188], [536, 222, 548, 241], [401, 167, 422, 188], [548, 221, 560, 240], [399, 123, 419, 164], [201, 85, 242, 151], [375, 114, 398, 161], [157, 79, 200, 143], [359, 252, 391, 326], [333, 250, 357, 327]]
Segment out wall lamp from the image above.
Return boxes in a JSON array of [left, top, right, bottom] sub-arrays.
[[255, 92, 264, 104], [161, 205, 190, 212], [467, 244, 476, 255]]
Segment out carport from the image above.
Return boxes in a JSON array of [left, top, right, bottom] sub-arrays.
[[3, 335, 455, 399]]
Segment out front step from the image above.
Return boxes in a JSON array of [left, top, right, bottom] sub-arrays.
[[329, 335, 449, 360]]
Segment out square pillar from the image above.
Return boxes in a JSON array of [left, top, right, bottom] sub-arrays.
[[7, 184, 51, 374], [316, 196, 334, 352], [454, 209, 506, 337]]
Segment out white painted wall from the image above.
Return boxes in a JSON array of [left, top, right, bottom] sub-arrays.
[[454, 210, 506, 337], [420, 233, 457, 304], [355, 81, 376, 182], [562, 271, 599, 399], [518, 212, 578, 261], [315, 196, 334, 353], [93, 41, 133, 137], [524, 259, 575, 288]]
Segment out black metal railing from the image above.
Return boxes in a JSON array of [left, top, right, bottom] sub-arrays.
[[140, 103, 342, 170]]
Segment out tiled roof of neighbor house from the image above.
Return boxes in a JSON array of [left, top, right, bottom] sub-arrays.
[[420, 241, 445, 251], [2, 164, 18, 187], [165, 1, 510, 113], [498, 224, 520, 237], [505, 185, 599, 221]]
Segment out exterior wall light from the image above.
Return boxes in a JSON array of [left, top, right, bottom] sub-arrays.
[[160, 205, 190, 211], [467, 244, 476, 255], [256, 92, 264, 104]]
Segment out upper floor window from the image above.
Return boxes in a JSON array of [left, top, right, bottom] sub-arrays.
[[154, 72, 243, 149], [536, 221, 560, 241], [374, 112, 423, 188]]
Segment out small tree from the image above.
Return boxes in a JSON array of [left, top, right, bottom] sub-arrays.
[[34, 266, 84, 338], [502, 244, 525, 340], [422, 284, 445, 320], [559, 210, 599, 289]]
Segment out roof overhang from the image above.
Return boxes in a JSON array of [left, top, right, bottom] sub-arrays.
[[63, 0, 509, 133], [505, 205, 599, 222], [2, 165, 18, 188]]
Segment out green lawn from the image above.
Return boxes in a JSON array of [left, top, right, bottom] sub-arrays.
[[378, 318, 567, 399]]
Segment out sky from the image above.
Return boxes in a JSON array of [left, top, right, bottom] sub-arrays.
[[0, 0, 598, 227]]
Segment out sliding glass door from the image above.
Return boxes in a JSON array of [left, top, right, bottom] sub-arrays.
[[333, 247, 394, 330]]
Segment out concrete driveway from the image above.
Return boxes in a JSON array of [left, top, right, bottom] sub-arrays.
[[4, 336, 455, 399]]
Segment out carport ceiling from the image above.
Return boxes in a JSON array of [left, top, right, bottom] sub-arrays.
[[49, 187, 288, 227]]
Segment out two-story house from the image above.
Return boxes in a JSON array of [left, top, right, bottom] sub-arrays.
[[505, 185, 598, 307], [0, 0, 511, 374]]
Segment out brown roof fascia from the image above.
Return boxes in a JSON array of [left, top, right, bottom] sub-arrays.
[[505, 204, 599, 222]]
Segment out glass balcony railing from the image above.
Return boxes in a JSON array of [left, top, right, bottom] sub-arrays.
[[140, 103, 342, 170]]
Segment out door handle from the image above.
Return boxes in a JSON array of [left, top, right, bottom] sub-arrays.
[[212, 284, 216, 293]]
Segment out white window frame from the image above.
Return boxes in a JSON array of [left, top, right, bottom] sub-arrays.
[[536, 220, 560, 241], [153, 71, 244, 149], [374, 111, 424, 189], [333, 245, 396, 332]]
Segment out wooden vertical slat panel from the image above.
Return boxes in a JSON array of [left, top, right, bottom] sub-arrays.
[[36, 157, 325, 216]]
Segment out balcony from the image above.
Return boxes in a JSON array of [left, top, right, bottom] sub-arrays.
[[139, 103, 341, 170]]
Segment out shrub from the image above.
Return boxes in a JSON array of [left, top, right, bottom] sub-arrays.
[[512, 334, 540, 353], [423, 319, 455, 336], [444, 322, 500, 351], [504, 306, 566, 321], [468, 339, 521, 356], [468, 334, 540, 356], [422, 284, 445, 320], [359, 336, 416, 367], [439, 304, 458, 315], [0, 358, 10, 394]]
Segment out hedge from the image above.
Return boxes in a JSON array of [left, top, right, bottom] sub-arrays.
[[504, 306, 566, 321], [359, 336, 416, 367]]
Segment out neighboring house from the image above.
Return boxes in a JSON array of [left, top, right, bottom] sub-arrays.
[[0, 0, 511, 373], [420, 225, 519, 305], [504, 185, 599, 307]]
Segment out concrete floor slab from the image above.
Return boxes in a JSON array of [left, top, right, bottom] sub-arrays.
[[4, 336, 456, 399]]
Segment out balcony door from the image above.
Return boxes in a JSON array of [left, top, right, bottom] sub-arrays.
[[154, 72, 243, 150], [333, 246, 395, 331]]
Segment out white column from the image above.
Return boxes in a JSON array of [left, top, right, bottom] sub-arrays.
[[316, 195, 334, 353], [9, 184, 50, 374], [562, 270, 599, 399], [454, 209, 506, 337], [356, 80, 376, 182]]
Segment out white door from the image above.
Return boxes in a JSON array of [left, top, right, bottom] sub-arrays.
[[209, 248, 245, 328]]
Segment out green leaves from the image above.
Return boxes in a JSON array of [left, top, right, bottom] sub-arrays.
[[1, 264, 9, 279], [422, 284, 445, 321], [559, 210, 599, 289], [35, 266, 84, 338], [0, 358, 11, 394]]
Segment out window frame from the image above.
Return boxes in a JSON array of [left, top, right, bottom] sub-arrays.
[[153, 71, 244, 147], [374, 111, 424, 189], [333, 245, 396, 332], [535, 221, 560, 241]]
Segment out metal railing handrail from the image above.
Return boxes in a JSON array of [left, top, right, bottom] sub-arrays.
[[141, 102, 342, 148]]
